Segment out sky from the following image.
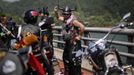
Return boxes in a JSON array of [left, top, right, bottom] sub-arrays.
[[3, 0, 20, 3]]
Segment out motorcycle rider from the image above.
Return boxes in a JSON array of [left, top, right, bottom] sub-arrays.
[[54, 6, 85, 75], [0, 14, 17, 48], [17, 9, 45, 75], [38, 6, 55, 61], [38, 6, 55, 75], [0, 14, 24, 75]]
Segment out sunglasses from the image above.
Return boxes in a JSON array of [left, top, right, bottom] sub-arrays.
[[62, 13, 70, 15]]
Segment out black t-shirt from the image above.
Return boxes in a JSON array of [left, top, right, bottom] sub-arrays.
[[40, 16, 54, 30]]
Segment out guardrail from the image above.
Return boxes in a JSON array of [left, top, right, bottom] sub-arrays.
[[53, 26, 134, 65]]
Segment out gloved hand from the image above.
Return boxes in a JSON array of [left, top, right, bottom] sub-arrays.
[[54, 6, 59, 12]]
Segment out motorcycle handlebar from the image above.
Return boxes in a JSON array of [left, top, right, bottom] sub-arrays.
[[127, 22, 134, 26], [93, 21, 134, 47], [117, 22, 134, 28]]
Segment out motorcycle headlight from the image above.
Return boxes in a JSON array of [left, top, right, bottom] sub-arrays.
[[104, 53, 119, 68]]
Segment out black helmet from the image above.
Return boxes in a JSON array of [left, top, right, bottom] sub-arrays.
[[39, 7, 49, 16], [24, 10, 38, 24], [62, 6, 72, 15]]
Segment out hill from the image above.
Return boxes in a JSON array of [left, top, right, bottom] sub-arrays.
[[0, 0, 134, 26]]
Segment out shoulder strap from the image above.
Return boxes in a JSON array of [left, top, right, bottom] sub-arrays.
[[64, 15, 76, 25], [17, 25, 22, 40]]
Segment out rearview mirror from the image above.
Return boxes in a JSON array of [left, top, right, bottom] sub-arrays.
[[122, 12, 131, 20]]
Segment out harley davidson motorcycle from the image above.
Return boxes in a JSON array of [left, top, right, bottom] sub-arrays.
[[76, 12, 133, 75], [8, 23, 54, 75]]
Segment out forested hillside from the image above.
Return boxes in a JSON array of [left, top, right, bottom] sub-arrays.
[[0, 0, 134, 26]]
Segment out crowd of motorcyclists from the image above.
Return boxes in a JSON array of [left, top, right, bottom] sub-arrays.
[[0, 4, 133, 75], [0, 4, 85, 75]]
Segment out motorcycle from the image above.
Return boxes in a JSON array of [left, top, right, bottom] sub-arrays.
[[9, 24, 54, 75], [0, 22, 52, 75], [76, 12, 133, 75], [9, 32, 46, 75]]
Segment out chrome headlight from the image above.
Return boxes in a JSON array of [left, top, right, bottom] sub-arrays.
[[104, 53, 119, 68]]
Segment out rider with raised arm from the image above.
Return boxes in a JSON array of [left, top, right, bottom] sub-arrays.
[[54, 6, 85, 75]]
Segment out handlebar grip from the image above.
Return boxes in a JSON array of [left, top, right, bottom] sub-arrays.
[[128, 22, 134, 26], [118, 22, 134, 28]]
